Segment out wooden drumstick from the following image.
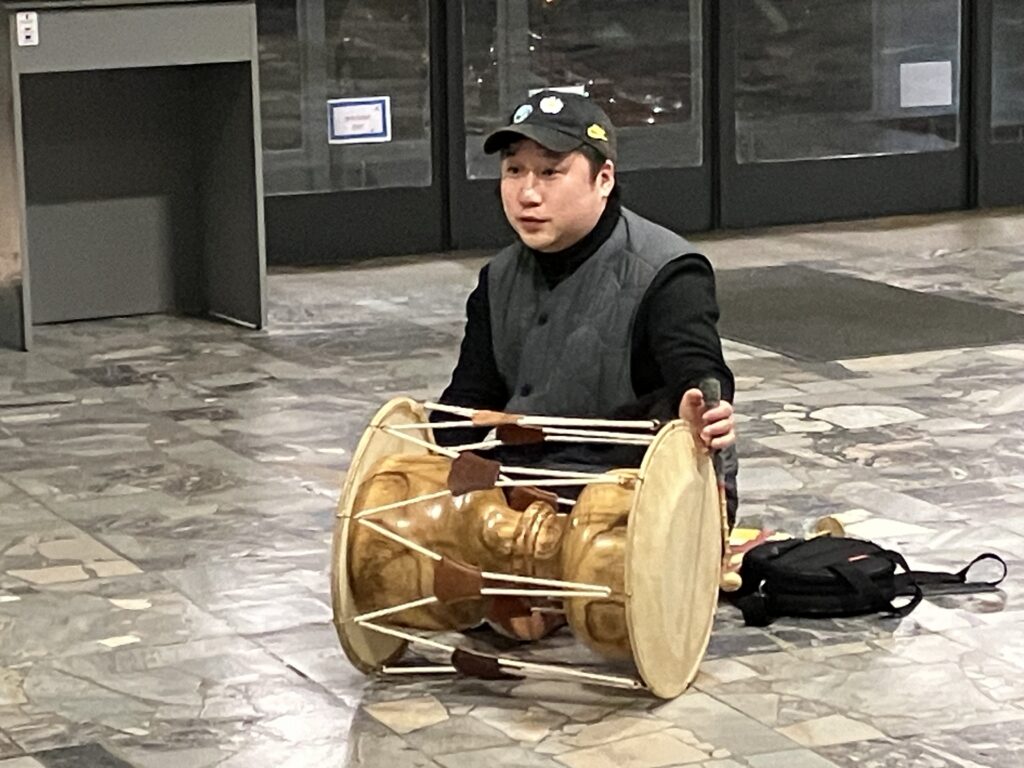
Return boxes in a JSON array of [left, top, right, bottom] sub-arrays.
[[698, 378, 742, 593]]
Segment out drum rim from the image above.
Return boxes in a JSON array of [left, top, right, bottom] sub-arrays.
[[331, 396, 432, 672], [624, 420, 721, 698]]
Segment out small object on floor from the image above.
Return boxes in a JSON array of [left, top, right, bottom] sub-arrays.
[[722, 528, 779, 590], [814, 514, 848, 537]]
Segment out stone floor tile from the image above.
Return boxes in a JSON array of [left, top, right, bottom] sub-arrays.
[[468, 705, 564, 743], [776, 714, 886, 747], [653, 693, 799, 755], [102, 745, 225, 768], [363, 695, 449, 735], [815, 719, 1024, 767], [31, 744, 134, 767], [435, 744, 561, 768], [553, 730, 708, 768], [403, 714, 515, 756], [746, 750, 842, 768]]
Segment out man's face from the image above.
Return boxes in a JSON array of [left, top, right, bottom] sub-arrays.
[[500, 139, 615, 253]]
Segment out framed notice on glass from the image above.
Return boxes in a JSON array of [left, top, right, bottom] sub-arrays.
[[327, 96, 392, 144], [899, 61, 954, 109]]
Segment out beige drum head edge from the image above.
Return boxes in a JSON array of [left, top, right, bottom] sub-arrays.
[[331, 397, 433, 673], [625, 420, 721, 698]]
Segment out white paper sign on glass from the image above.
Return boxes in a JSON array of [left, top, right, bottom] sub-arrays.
[[328, 96, 392, 144], [899, 61, 954, 109]]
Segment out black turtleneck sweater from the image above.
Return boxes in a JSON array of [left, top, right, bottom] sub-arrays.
[[437, 197, 734, 439]]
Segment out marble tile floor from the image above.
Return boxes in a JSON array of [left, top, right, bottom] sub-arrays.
[[1, 208, 1024, 767]]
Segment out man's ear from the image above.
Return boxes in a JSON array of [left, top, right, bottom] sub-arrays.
[[597, 160, 616, 199]]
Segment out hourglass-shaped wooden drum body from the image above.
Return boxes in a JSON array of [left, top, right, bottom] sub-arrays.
[[331, 398, 722, 698]]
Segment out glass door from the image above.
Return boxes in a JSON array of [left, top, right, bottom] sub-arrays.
[[449, 0, 712, 249], [256, 0, 446, 263], [718, 0, 969, 228], [975, 0, 1024, 206]]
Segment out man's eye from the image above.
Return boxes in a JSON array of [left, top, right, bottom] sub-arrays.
[[503, 165, 520, 176], [541, 167, 558, 177]]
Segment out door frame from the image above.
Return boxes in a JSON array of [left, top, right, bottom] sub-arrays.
[[716, 0, 971, 229], [973, 0, 1024, 207], [262, 0, 448, 265]]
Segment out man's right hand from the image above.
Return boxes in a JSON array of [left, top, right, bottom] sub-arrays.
[[678, 388, 736, 451]]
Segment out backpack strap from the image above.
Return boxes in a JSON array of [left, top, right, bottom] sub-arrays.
[[732, 591, 772, 627], [908, 553, 1008, 595], [831, 551, 923, 618]]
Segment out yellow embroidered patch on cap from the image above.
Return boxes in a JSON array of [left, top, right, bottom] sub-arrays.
[[587, 123, 608, 141]]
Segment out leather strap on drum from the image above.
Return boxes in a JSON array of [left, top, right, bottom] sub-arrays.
[[433, 557, 484, 603], [496, 423, 545, 445], [451, 648, 521, 680], [487, 596, 567, 641], [471, 410, 521, 428], [447, 453, 502, 495], [486, 594, 533, 624], [505, 485, 559, 511]]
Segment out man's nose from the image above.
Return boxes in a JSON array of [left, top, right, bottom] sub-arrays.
[[518, 176, 541, 204]]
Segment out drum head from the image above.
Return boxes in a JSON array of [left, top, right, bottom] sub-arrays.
[[331, 397, 434, 673], [625, 421, 721, 698]]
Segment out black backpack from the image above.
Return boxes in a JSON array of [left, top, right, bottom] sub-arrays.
[[730, 536, 1007, 627]]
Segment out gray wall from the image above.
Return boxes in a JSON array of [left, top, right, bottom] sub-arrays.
[[0, 15, 27, 347], [22, 67, 203, 323]]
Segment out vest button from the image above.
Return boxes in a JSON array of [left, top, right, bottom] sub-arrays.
[[537, 312, 549, 326], [520, 384, 532, 397]]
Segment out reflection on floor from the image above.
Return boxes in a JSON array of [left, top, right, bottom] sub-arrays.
[[2, 209, 1024, 767]]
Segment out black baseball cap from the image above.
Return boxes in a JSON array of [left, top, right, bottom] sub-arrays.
[[483, 90, 617, 162]]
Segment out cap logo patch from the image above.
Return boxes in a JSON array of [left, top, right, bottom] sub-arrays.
[[539, 96, 564, 114], [512, 104, 533, 124], [587, 123, 608, 141]]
